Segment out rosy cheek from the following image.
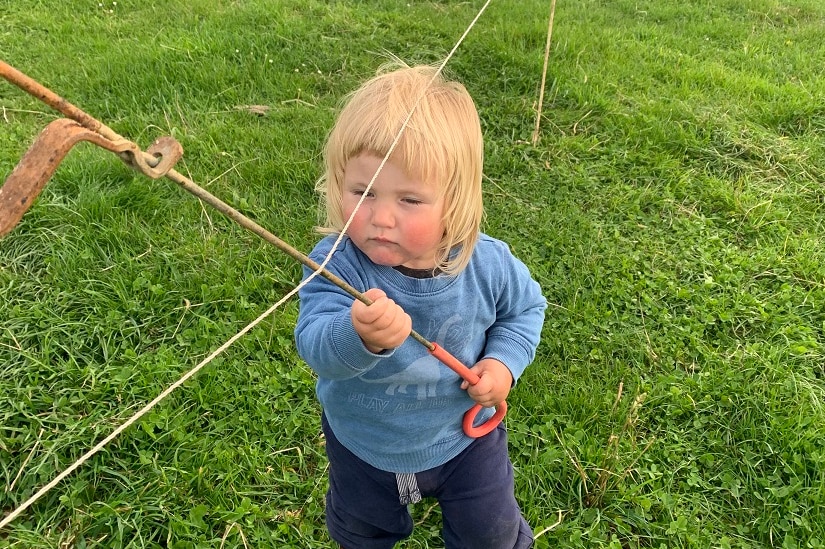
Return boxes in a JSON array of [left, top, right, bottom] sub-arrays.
[[343, 205, 371, 237], [342, 201, 365, 223], [404, 219, 443, 247]]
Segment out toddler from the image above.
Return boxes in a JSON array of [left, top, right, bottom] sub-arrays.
[[295, 62, 546, 549]]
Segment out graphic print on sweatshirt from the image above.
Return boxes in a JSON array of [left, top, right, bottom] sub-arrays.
[[358, 315, 468, 400]]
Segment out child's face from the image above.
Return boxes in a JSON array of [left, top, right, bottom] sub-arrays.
[[342, 152, 445, 270]]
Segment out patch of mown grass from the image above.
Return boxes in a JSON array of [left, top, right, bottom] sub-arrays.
[[2, 0, 825, 547]]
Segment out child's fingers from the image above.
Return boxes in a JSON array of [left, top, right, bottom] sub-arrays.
[[352, 289, 388, 323], [362, 288, 388, 302], [373, 302, 412, 344], [465, 372, 493, 396], [460, 360, 511, 407], [351, 288, 411, 350], [388, 306, 412, 340]]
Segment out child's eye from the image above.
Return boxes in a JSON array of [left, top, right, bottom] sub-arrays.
[[402, 197, 422, 205], [351, 189, 373, 198]]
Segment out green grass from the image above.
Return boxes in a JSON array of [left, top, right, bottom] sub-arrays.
[[2, 0, 824, 547]]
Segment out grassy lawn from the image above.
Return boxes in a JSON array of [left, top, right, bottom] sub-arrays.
[[1, 0, 824, 547]]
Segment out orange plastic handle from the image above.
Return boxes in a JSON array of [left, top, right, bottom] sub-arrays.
[[429, 343, 507, 438]]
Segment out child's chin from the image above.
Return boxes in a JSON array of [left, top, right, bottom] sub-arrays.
[[368, 254, 403, 267]]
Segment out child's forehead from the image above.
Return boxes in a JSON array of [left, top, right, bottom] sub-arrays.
[[338, 153, 447, 196], [342, 151, 444, 190]]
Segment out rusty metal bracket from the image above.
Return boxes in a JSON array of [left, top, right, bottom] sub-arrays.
[[0, 118, 181, 237], [0, 59, 186, 237]]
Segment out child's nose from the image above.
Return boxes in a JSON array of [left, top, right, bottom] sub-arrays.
[[371, 204, 395, 228]]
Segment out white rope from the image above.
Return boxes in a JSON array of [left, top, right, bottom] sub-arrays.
[[1, 0, 492, 530], [0, 289, 298, 530]]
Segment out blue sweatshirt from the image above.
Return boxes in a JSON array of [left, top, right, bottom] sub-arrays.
[[295, 233, 546, 473]]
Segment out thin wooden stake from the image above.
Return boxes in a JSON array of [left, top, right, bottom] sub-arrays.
[[532, 0, 557, 145]]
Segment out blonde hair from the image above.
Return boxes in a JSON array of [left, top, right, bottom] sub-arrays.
[[316, 62, 484, 275]]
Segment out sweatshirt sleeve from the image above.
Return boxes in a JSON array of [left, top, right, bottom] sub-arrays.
[[482, 240, 547, 383], [293, 239, 392, 380]]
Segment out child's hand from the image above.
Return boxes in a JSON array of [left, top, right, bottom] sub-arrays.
[[461, 358, 513, 408], [351, 288, 412, 353]]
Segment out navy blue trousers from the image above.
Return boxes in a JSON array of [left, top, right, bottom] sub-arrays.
[[322, 414, 533, 549]]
